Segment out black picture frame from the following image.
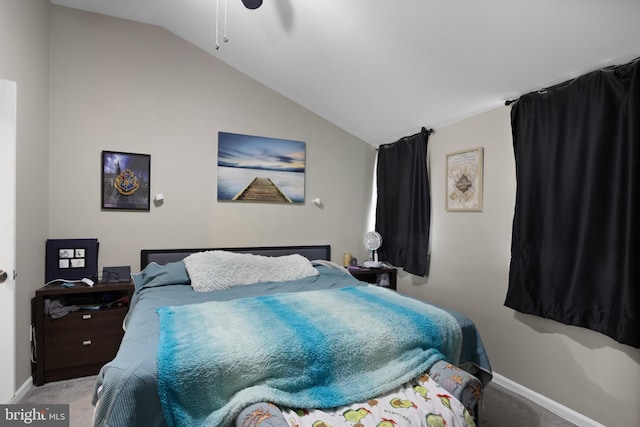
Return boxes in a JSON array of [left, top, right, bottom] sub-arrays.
[[45, 238, 99, 283], [101, 150, 151, 211]]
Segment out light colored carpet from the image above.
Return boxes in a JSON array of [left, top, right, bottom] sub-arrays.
[[18, 375, 96, 427], [19, 376, 577, 426], [479, 382, 577, 427]]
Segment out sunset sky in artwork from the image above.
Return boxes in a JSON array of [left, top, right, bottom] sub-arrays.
[[218, 132, 305, 172]]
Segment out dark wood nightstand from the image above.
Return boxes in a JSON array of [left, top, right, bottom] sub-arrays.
[[348, 266, 397, 290], [31, 281, 134, 385]]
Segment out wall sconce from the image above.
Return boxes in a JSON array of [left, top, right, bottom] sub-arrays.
[[311, 197, 323, 208], [154, 193, 165, 207]]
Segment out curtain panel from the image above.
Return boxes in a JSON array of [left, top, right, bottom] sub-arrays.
[[375, 127, 430, 276], [505, 60, 640, 348]]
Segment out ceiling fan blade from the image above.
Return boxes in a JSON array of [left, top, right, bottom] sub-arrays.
[[242, 0, 263, 9]]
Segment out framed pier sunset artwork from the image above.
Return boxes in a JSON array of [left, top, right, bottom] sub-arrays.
[[217, 132, 306, 204]]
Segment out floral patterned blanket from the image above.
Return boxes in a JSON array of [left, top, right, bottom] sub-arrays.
[[238, 372, 476, 427]]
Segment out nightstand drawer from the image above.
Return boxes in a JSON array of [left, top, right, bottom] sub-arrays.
[[43, 308, 126, 341], [45, 334, 123, 370]]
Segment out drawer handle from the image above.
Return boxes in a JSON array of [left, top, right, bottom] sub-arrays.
[[82, 340, 92, 346], [82, 314, 92, 320]]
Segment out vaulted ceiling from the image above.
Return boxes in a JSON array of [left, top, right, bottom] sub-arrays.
[[50, 0, 640, 146]]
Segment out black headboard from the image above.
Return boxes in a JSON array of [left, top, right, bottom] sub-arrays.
[[140, 245, 331, 270]]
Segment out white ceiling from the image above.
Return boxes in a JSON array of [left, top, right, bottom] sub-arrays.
[[50, 0, 640, 146]]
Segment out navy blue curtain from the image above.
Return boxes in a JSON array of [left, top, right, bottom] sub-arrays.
[[506, 59, 640, 348], [375, 128, 430, 276]]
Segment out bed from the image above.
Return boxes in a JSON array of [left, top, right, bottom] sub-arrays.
[[92, 245, 492, 427]]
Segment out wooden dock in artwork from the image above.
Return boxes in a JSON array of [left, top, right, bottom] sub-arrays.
[[232, 177, 293, 203]]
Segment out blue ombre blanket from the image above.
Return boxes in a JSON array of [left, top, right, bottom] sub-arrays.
[[156, 285, 462, 427]]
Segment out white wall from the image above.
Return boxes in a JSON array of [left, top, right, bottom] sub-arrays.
[[0, 0, 50, 393], [48, 6, 376, 274], [399, 105, 640, 427]]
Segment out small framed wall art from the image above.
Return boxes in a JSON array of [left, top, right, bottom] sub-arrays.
[[446, 147, 484, 212], [102, 150, 151, 210], [45, 238, 99, 283]]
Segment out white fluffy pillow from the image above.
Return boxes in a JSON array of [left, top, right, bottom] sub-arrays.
[[183, 250, 319, 292]]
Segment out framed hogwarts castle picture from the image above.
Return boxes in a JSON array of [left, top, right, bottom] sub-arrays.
[[101, 151, 151, 210]]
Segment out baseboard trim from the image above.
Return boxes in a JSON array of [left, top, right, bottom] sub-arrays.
[[10, 377, 33, 404], [491, 372, 605, 427]]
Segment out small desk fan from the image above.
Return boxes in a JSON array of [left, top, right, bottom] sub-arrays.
[[363, 231, 383, 268]]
